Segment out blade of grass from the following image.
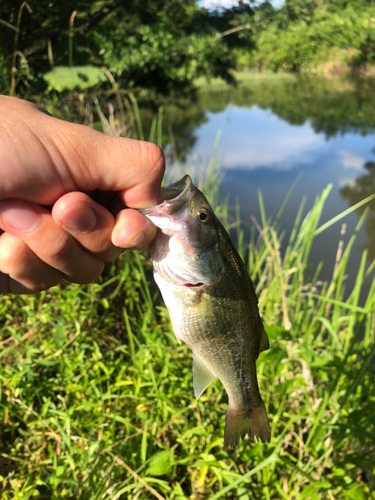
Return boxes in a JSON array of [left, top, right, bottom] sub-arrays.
[[210, 454, 278, 500], [314, 192, 375, 235]]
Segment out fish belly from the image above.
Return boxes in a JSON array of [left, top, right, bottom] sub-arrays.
[[156, 272, 271, 448]]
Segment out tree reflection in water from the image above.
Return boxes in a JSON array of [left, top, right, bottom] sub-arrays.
[[341, 161, 375, 262]]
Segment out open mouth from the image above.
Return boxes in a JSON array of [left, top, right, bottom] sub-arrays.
[[161, 175, 192, 202], [138, 175, 193, 218]]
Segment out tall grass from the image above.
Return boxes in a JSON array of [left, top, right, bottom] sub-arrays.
[[0, 99, 374, 499]]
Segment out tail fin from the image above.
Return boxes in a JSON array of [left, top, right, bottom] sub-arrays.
[[224, 400, 271, 450]]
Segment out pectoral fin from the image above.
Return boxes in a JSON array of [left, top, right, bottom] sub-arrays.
[[193, 354, 216, 400], [259, 327, 270, 355]]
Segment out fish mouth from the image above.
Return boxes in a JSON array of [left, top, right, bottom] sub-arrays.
[[139, 175, 193, 216], [161, 175, 192, 201], [182, 282, 204, 288]]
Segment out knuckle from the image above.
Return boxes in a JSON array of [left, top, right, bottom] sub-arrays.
[[0, 234, 27, 273], [66, 260, 105, 285], [25, 275, 61, 293], [46, 231, 72, 262], [143, 142, 165, 178], [85, 237, 114, 256], [102, 248, 123, 263]]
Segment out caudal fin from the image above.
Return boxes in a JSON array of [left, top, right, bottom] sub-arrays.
[[224, 400, 271, 450]]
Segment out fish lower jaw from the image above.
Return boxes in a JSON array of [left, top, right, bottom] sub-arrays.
[[167, 281, 206, 290], [173, 279, 207, 289], [154, 270, 207, 289]]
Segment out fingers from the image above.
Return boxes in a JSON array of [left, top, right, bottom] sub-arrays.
[[0, 200, 105, 285], [52, 192, 123, 261], [112, 209, 157, 249], [0, 195, 157, 294], [53, 191, 156, 252], [0, 96, 165, 207]]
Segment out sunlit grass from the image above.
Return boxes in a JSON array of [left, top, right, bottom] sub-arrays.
[[0, 100, 374, 499], [194, 70, 296, 88]]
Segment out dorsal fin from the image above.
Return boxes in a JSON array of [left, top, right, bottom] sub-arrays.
[[193, 354, 216, 400]]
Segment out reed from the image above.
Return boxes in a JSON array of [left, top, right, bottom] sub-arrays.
[[0, 100, 374, 500]]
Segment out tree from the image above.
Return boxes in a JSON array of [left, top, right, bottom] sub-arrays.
[[0, 0, 241, 95]]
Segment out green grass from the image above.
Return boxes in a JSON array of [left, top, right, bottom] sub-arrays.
[[0, 106, 375, 499], [194, 71, 296, 88]]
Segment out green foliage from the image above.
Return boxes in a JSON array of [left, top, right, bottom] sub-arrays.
[[44, 66, 107, 92], [0, 155, 374, 498], [248, 0, 375, 72], [0, 0, 240, 95], [3, 0, 375, 95]]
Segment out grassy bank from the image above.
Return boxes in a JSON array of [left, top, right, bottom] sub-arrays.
[[194, 71, 297, 88], [0, 157, 374, 498]]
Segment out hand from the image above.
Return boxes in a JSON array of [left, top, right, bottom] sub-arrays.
[[0, 96, 164, 294]]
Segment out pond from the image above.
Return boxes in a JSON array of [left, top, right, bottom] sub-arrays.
[[153, 74, 375, 299]]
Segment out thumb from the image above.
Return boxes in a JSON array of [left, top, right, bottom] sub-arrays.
[[0, 96, 165, 208], [56, 124, 165, 208]]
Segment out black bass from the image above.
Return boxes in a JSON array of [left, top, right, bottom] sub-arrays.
[[141, 175, 270, 448]]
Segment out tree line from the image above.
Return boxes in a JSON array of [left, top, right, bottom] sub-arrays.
[[1, 0, 375, 95]]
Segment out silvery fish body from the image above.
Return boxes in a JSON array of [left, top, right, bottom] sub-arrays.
[[141, 175, 270, 448]]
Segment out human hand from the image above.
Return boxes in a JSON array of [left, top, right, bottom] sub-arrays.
[[0, 96, 164, 294]]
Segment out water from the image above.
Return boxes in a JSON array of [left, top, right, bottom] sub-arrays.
[[156, 75, 375, 296]]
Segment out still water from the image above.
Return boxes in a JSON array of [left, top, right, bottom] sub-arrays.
[[158, 75, 375, 294]]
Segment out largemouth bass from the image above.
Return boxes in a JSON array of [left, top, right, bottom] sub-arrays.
[[141, 175, 271, 448]]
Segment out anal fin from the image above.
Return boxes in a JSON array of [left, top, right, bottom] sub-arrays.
[[193, 354, 216, 400]]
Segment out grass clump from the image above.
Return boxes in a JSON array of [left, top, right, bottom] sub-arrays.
[[0, 128, 374, 498]]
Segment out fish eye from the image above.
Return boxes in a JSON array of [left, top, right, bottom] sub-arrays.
[[196, 208, 210, 224]]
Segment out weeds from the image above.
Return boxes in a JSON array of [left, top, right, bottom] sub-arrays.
[[0, 100, 374, 499]]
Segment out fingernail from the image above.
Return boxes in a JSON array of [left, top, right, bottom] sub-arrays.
[[0, 200, 41, 232], [60, 202, 97, 233]]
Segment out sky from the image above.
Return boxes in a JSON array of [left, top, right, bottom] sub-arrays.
[[200, 0, 284, 10]]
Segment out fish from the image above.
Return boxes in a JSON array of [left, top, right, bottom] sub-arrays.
[[140, 175, 271, 449]]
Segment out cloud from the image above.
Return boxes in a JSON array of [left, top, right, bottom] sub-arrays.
[[336, 150, 364, 170], [216, 107, 327, 170], [200, 0, 240, 9], [200, 0, 285, 9], [338, 176, 356, 188]]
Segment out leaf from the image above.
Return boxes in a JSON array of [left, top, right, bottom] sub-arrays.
[[43, 66, 106, 92], [264, 325, 291, 340], [146, 450, 174, 476], [342, 483, 367, 500], [300, 486, 319, 500]]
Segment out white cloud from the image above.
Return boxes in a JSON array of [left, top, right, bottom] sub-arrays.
[[338, 176, 356, 187], [336, 150, 364, 170], [200, 0, 284, 9], [216, 108, 326, 170], [200, 0, 239, 9]]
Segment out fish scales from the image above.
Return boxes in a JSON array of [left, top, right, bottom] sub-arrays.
[[141, 175, 271, 449]]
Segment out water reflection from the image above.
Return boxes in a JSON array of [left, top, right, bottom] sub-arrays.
[[147, 75, 375, 286], [341, 162, 375, 262]]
